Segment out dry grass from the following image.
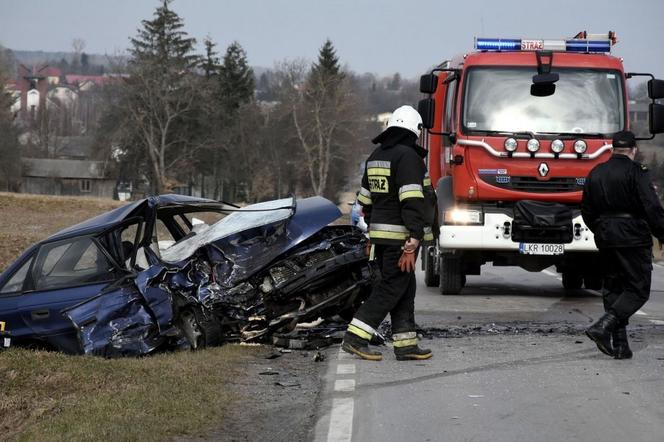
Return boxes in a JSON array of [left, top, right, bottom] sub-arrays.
[[0, 192, 122, 272], [0, 345, 259, 441]]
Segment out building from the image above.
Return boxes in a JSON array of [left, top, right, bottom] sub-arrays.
[[22, 158, 115, 198]]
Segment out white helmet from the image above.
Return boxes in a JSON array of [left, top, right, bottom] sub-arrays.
[[387, 105, 423, 138]]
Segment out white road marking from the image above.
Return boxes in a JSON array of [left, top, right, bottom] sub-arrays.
[[324, 350, 357, 442], [649, 319, 664, 325], [334, 379, 356, 392], [337, 364, 356, 375], [327, 397, 354, 442], [635, 310, 648, 316]]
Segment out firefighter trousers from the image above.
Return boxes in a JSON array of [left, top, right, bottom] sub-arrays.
[[601, 246, 653, 325], [354, 244, 417, 334]]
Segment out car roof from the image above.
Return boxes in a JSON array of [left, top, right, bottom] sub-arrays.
[[45, 194, 226, 242]]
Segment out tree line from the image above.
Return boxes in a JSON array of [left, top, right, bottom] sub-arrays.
[[95, 0, 420, 202]]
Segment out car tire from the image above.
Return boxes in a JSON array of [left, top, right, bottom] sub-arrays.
[[583, 275, 603, 291], [440, 254, 464, 295], [179, 308, 223, 349], [562, 272, 583, 290]]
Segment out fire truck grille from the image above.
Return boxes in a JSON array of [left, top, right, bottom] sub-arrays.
[[482, 176, 583, 193]]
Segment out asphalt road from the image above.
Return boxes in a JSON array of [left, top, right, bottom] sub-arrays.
[[313, 264, 664, 442]]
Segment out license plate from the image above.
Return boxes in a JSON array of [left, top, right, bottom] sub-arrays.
[[519, 243, 564, 255]]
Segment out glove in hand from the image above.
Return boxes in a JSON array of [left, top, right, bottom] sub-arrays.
[[397, 237, 420, 273]]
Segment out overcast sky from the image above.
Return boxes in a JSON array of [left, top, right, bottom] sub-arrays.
[[1, 0, 663, 79]]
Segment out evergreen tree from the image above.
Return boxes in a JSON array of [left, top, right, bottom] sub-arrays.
[[201, 37, 221, 79], [129, 0, 198, 70], [115, 0, 203, 193], [80, 52, 89, 74], [218, 41, 255, 113], [311, 39, 343, 80]]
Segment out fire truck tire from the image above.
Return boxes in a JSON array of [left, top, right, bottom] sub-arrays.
[[440, 255, 464, 295], [562, 272, 583, 290], [583, 275, 603, 291], [423, 247, 440, 287]]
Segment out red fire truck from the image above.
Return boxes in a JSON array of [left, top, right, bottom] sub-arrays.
[[418, 32, 664, 294]]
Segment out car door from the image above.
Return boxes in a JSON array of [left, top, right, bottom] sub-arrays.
[[17, 235, 122, 353], [0, 250, 37, 342]]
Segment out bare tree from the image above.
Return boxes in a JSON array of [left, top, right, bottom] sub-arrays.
[[289, 41, 364, 197]]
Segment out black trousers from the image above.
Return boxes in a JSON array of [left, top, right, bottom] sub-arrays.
[[354, 244, 417, 334], [601, 246, 653, 326]]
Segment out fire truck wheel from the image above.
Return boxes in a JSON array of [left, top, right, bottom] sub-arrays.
[[583, 275, 603, 291], [562, 272, 583, 290], [440, 255, 464, 295], [423, 247, 440, 287]]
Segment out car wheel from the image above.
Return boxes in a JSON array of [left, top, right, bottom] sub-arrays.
[[562, 272, 583, 290], [178, 308, 223, 349], [583, 275, 603, 291]]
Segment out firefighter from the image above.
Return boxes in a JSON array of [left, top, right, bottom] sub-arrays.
[[342, 105, 435, 361], [582, 130, 664, 359]]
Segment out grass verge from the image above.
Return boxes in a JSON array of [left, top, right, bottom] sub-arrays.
[[0, 345, 259, 441]]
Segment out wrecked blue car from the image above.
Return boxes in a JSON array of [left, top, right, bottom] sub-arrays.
[[0, 195, 372, 356]]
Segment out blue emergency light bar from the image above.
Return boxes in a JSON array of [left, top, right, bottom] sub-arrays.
[[475, 37, 612, 53]]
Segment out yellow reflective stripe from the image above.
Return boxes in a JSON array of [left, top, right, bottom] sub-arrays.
[[398, 190, 424, 201], [423, 178, 431, 186], [0, 321, 4, 332], [357, 194, 372, 205], [424, 232, 434, 241], [369, 230, 409, 240], [367, 168, 391, 176], [393, 338, 418, 348], [348, 324, 372, 341]]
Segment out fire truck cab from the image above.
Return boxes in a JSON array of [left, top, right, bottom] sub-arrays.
[[418, 32, 664, 295]]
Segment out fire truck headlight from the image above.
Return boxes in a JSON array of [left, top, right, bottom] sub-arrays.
[[527, 139, 540, 153], [550, 139, 564, 153], [504, 138, 518, 152], [574, 139, 587, 154], [444, 209, 483, 225]]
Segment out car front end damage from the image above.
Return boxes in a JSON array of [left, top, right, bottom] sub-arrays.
[[63, 197, 374, 357]]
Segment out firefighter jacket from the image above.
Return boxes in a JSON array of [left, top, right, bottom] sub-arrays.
[[357, 141, 436, 246], [581, 154, 664, 248]]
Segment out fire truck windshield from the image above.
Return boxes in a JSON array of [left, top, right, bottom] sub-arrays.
[[462, 67, 625, 136]]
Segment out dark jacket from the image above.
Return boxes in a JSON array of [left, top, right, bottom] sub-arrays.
[[581, 154, 664, 248], [357, 129, 435, 246]]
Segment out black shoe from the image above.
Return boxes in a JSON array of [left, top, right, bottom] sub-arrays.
[[612, 327, 633, 360], [342, 331, 383, 361], [394, 345, 433, 361], [586, 313, 619, 356]]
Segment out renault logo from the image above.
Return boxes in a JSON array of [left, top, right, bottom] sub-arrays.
[[538, 163, 549, 177]]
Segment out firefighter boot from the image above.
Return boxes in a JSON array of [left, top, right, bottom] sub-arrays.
[[612, 327, 633, 360], [394, 344, 433, 361], [342, 331, 383, 361], [586, 312, 619, 356]]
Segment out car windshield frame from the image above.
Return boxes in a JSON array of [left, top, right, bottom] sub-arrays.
[[460, 66, 626, 137]]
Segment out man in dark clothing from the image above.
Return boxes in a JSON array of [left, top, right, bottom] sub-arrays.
[[342, 105, 436, 361], [581, 130, 664, 358]]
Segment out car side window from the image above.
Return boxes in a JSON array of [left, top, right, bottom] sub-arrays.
[[32, 236, 116, 291], [0, 256, 34, 294]]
